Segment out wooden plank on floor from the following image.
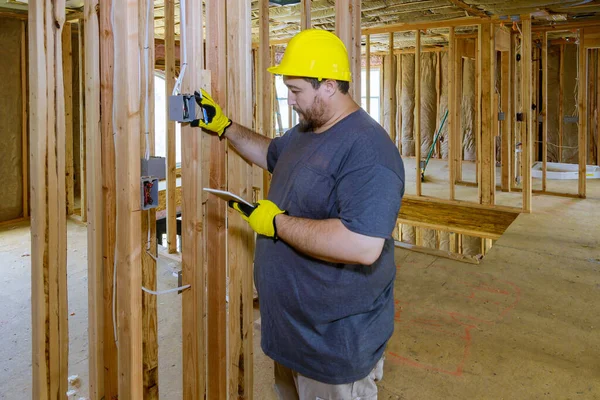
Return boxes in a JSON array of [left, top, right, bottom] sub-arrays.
[[578, 29, 587, 198], [99, 0, 118, 397], [165, 0, 178, 254], [397, 197, 520, 240], [83, 0, 104, 398], [181, 0, 206, 398], [225, 1, 254, 398], [113, 0, 143, 397]]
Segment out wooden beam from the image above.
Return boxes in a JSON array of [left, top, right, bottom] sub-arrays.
[[597, 49, 600, 166], [181, 0, 207, 398], [389, 32, 396, 145], [366, 34, 371, 113], [301, 0, 311, 30], [532, 19, 600, 32], [335, 0, 361, 102], [63, 23, 74, 216], [99, 0, 118, 397], [415, 29, 422, 196], [559, 44, 564, 163], [436, 51, 441, 157], [454, 38, 463, 183], [84, 0, 104, 398], [139, 0, 159, 397], [113, 0, 144, 396], [29, 1, 69, 398], [225, 1, 254, 398], [362, 16, 484, 35], [448, 27, 456, 200], [21, 22, 28, 218], [78, 21, 87, 222], [501, 49, 511, 192], [478, 23, 495, 205], [165, 0, 178, 253], [397, 46, 403, 155], [578, 29, 587, 198], [448, 0, 488, 19], [495, 25, 511, 52], [583, 27, 600, 48], [522, 19, 533, 211], [258, 0, 272, 198], [542, 32, 548, 191], [0, 11, 27, 20]]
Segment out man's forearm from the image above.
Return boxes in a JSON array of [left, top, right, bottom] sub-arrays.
[[274, 214, 385, 265], [223, 122, 271, 170]]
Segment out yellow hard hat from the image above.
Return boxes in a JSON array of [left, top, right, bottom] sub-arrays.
[[268, 29, 352, 82]]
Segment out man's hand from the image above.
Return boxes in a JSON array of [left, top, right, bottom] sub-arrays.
[[232, 199, 286, 238], [191, 88, 232, 137]]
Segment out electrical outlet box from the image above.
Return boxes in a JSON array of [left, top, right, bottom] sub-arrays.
[[141, 177, 159, 210], [516, 112, 523, 122], [498, 112, 505, 121], [564, 116, 579, 124], [141, 157, 166, 180], [168, 94, 195, 122]]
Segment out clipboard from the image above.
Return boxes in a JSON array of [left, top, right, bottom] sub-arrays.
[[203, 188, 256, 216]]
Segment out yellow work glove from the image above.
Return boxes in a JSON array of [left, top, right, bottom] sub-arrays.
[[231, 199, 286, 239], [191, 88, 232, 137]]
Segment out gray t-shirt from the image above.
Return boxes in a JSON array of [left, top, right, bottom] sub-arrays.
[[255, 108, 405, 385]]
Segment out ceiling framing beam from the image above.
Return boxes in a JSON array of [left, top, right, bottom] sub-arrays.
[[447, 0, 489, 19]]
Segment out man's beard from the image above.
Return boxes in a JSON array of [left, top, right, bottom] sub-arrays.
[[296, 96, 327, 133]]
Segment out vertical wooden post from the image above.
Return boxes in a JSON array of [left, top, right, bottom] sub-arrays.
[[559, 44, 564, 163], [181, 0, 207, 397], [29, 1, 69, 398], [84, 0, 104, 398], [542, 32, 548, 191], [165, 0, 178, 253], [415, 29, 422, 196], [63, 23, 74, 216], [597, 50, 600, 166], [259, 0, 272, 196], [435, 51, 441, 157], [113, 0, 144, 397], [478, 23, 494, 205], [522, 18, 532, 211], [139, 0, 159, 397], [501, 48, 511, 191], [578, 29, 587, 198], [389, 32, 396, 144], [301, 0, 311, 30], [448, 27, 456, 200], [99, 0, 119, 398], [454, 38, 463, 184], [366, 34, 371, 113], [78, 21, 87, 222], [335, 0, 361, 102], [398, 48, 403, 155], [21, 22, 29, 218], [226, 1, 254, 398]]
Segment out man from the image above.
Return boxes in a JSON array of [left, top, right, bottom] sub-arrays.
[[192, 29, 405, 400]]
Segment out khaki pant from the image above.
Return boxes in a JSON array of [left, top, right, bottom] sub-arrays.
[[273, 357, 384, 400]]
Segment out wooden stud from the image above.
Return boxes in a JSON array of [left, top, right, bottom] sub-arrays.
[[435, 51, 441, 158], [578, 29, 587, 198], [366, 34, 371, 114], [478, 23, 495, 205], [389, 32, 396, 145], [165, 0, 178, 253], [542, 32, 548, 191], [448, 27, 456, 200], [226, 1, 254, 398], [84, 0, 105, 397], [447, 0, 488, 19], [559, 44, 564, 163], [258, 0, 272, 196], [522, 19, 533, 211], [335, 0, 361, 102], [398, 47, 403, 154], [415, 29, 422, 196], [454, 38, 463, 184], [99, 0, 119, 397], [512, 34, 519, 189], [301, 0, 311, 30], [589, 50, 595, 164], [63, 23, 74, 216], [139, 0, 159, 397], [597, 50, 600, 166], [501, 48, 511, 192], [78, 20, 87, 222], [21, 22, 28, 218], [113, 0, 144, 397], [29, 1, 69, 398]]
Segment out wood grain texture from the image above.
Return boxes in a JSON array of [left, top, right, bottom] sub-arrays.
[[578, 29, 587, 198], [165, 0, 178, 254]]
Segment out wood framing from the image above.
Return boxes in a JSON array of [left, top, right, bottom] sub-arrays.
[[113, 0, 143, 396], [415, 29, 422, 196], [78, 21, 87, 222], [447, 0, 488, 19], [226, 1, 254, 398], [258, 0, 272, 198], [29, 1, 69, 398], [559, 44, 564, 163], [165, 0, 178, 253], [363, 17, 484, 35], [448, 27, 456, 200], [501, 47, 511, 192], [301, 0, 311, 30], [454, 37, 464, 183], [181, 0, 207, 397], [366, 34, 371, 113], [388, 32, 397, 145], [478, 23, 495, 205], [495, 25, 511, 52], [84, 0, 104, 398], [99, 0, 119, 397], [63, 23, 74, 216], [21, 22, 28, 218], [522, 19, 532, 212], [578, 29, 587, 198], [335, 0, 361, 102], [583, 27, 600, 49], [542, 32, 548, 191]]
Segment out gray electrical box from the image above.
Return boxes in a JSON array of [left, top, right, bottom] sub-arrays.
[[564, 116, 579, 124], [498, 112, 505, 121], [141, 157, 166, 180], [169, 94, 196, 122]]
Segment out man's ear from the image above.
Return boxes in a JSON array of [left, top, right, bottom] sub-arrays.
[[323, 79, 338, 97]]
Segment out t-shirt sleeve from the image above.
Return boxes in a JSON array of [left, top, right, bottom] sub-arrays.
[[337, 162, 404, 239], [267, 130, 293, 173]]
